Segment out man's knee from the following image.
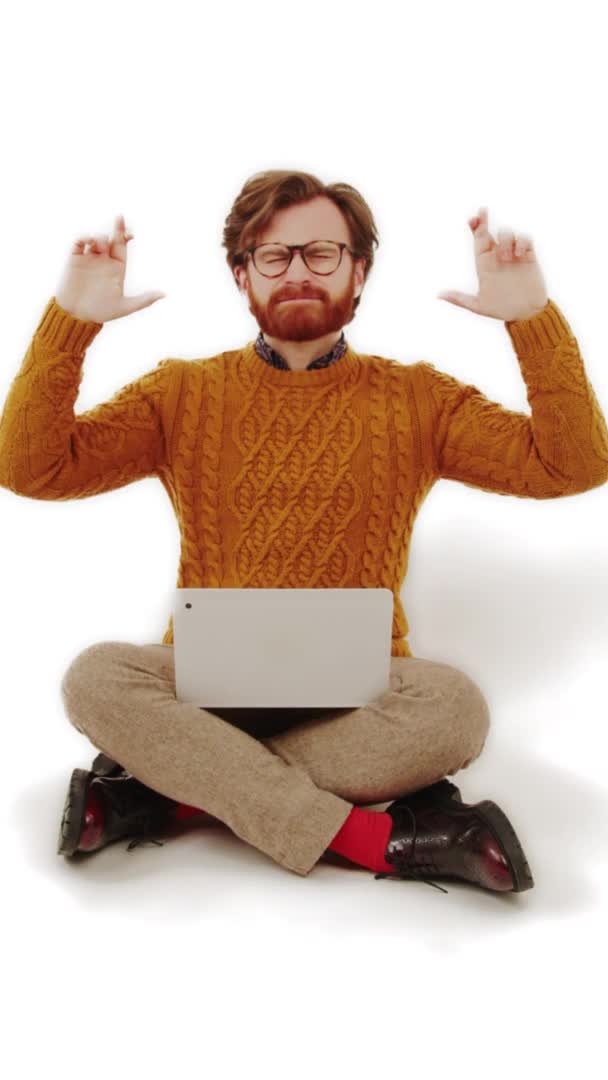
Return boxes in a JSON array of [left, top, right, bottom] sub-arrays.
[[433, 662, 491, 760], [449, 666, 491, 764], [60, 641, 124, 704], [60, 641, 127, 737]]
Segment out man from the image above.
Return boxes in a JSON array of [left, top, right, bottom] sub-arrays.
[[2, 171, 606, 892]]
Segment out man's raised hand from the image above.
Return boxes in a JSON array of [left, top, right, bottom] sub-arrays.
[[55, 214, 167, 324]]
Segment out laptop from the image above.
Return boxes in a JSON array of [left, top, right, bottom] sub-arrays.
[[172, 588, 394, 709]]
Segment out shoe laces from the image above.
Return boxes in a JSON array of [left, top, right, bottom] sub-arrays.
[[97, 776, 166, 852], [126, 817, 165, 852], [374, 802, 450, 894]]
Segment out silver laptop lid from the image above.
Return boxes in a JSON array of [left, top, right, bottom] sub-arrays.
[[173, 588, 394, 708]]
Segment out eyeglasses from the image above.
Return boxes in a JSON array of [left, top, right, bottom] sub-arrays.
[[245, 241, 355, 277]]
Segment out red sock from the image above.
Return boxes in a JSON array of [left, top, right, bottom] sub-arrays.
[[327, 806, 395, 874], [174, 801, 208, 821]]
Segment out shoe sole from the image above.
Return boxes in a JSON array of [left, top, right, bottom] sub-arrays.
[[57, 768, 94, 857]]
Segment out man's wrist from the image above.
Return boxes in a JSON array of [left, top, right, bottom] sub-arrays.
[[506, 301, 549, 323]]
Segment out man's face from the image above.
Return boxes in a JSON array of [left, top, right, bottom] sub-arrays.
[[234, 195, 367, 343]]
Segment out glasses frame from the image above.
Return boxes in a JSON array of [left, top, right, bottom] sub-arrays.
[[244, 240, 356, 277]]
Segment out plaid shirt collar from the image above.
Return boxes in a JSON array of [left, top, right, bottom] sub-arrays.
[[254, 329, 347, 371]]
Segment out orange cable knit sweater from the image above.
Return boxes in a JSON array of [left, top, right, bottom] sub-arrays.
[[1, 296, 607, 657]]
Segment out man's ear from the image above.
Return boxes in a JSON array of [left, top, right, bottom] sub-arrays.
[[355, 262, 366, 300]]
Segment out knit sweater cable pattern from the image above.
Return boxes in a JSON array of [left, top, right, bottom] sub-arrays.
[[1, 296, 607, 658]]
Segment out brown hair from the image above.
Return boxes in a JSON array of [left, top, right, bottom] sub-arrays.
[[221, 169, 380, 315]]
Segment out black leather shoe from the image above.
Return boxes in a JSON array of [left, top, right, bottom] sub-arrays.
[[57, 771, 180, 857], [402, 778, 463, 805], [90, 751, 125, 778], [376, 779, 534, 894]]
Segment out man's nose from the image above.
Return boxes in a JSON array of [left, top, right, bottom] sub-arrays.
[[289, 249, 308, 270], [285, 250, 312, 278]]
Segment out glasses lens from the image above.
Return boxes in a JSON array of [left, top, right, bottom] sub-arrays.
[[305, 242, 341, 273], [254, 242, 341, 276], [254, 245, 290, 275]]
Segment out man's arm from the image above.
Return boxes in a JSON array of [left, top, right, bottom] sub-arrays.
[[0, 296, 177, 500], [416, 299, 608, 498]]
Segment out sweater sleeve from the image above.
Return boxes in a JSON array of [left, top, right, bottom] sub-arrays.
[[415, 298, 608, 498], [0, 296, 176, 500]]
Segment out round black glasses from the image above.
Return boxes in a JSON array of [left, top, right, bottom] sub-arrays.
[[245, 241, 355, 277]]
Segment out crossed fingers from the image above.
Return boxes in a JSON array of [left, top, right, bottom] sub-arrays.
[[468, 206, 534, 260], [72, 215, 133, 255]]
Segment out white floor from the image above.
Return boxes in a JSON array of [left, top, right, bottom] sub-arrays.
[[5, 648, 606, 1080]]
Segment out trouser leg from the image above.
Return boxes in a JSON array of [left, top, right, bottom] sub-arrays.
[[60, 641, 352, 876], [259, 656, 490, 805]]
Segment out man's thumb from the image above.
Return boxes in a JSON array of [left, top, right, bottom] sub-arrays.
[[122, 292, 167, 315], [437, 291, 478, 311]]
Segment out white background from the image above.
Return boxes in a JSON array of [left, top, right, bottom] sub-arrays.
[[1, 0, 606, 1076]]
